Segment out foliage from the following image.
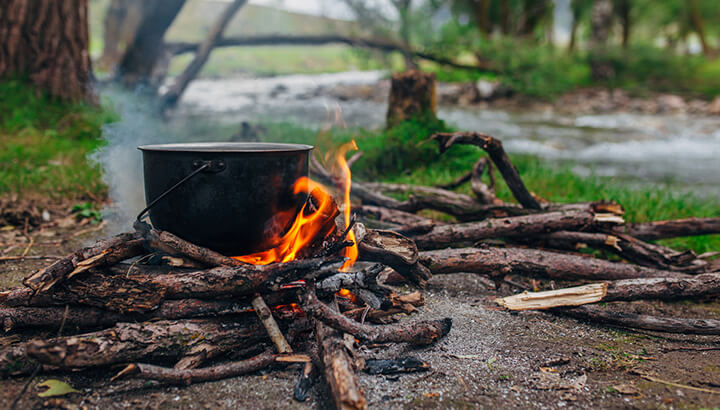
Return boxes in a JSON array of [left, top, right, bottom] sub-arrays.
[[0, 79, 114, 200], [71, 202, 103, 223]]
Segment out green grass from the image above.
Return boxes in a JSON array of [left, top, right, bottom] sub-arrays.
[[259, 120, 720, 254], [0, 80, 114, 200]]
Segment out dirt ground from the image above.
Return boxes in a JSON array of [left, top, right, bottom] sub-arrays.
[[1, 219, 719, 409]]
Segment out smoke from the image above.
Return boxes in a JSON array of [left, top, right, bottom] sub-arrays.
[[89, 88, 178, 234]]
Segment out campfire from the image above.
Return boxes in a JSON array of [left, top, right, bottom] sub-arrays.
[[1, 131, 719, 409]]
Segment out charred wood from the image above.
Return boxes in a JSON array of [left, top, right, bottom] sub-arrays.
[[357, 229, 431, 287]]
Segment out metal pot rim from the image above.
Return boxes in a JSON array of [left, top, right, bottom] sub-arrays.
[[138, 142, 314, 153]]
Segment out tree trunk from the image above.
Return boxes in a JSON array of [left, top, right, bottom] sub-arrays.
[[386, 70, 437, 128], [0, 0, 94, 102], [160, 0, 247, 109], [687, 0, 711, 56], [615, 0, 631, 48], [97, 0, 144, 71], [116, 0, 186, 89], [589, 0, 614, 80], [500, 0, 511, 35], [519, 0, 550, 38], [470, 0, 492, 36]]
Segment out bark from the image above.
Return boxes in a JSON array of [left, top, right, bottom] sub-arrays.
[[25, 319, 265, 369], [304, 290, 451, 346], [0, 0, 93, 102], [604, 273, 720, 302], [316, 317, 367, 410], [386, 70, 437, 129], [356, 205, 434, 228], [168, 35, 495, 72], [117, 351, 277, 384], [615, 217, 720, 242], [419, 247, 690, 280], [431, 132, 542, 210], [23, 232, 145, 292], [556, 306, 720, 335], [0, 343, 35, 377], [589, 0, 614, 81], [252, 295, 293, 354], [160, 0, 247, 109], [410, 210, 600, 249], [615, 0, 631, 48], [538, 231, 707, 272], [117, 0, 186, 88], [470, 157, 498, 204]]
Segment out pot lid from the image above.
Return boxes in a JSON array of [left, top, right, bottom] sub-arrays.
[[138, 142, 314, 153]]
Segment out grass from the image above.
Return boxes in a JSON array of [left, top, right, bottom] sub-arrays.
[[0, 80, 114, 201]]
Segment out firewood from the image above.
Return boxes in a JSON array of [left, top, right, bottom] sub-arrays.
[[252, 294, 293, 354], [315, 310, 367, 410], [357, 228, 431, 287], [431, 131, 542, 210], [536, 231, 707, 272], [469, 156, 498, 204], [420, 247, 691, 280], [23, 232, 146, 292], [114, 351, 278, 385], [411, 210, 618, 250], [304, 289, 451, 346], [356, 205, 434, 228], [318, 264, 393, 309], [25, 319, 266, 369], [135, 221, 247, 267], [496, 273, 720, 310], [0, 343, 35, 377], [614, 217, 720, 241], [556, 305, 720, 335]]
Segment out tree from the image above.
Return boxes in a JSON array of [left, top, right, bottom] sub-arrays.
[[614, 0, 631, 48], [0, 0, 94, 102], [687, 0, 711, 56], [116, 0, 187, 89], [589, 0, 614, 80], [97, 0, 144, 71]]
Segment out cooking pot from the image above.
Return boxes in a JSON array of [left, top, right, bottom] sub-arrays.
[[138, 142, 313, 255]]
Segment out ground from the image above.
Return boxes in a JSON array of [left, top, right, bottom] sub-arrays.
[[1, 224, 719, 409]]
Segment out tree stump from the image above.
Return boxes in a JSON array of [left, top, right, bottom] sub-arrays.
[[385, 70, 437, 129]]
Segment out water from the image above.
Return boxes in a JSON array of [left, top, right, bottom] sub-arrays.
[[177, 71, 720, 194]]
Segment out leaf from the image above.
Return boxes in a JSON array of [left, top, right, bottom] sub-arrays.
[[37, 379, 80, 397]]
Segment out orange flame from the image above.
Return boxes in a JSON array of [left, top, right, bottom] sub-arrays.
[[332, 140, 359, 271], [232, 177, 334, 265]]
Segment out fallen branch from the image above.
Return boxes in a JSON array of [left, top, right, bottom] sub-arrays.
[[614, 217, 720, 241], [252, 294, 293, 354], [431, 132, 542, 210], [420, 247, 690, 280], [304, 289, 451, 346]]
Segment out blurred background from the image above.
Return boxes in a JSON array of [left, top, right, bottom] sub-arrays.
[[1, 0, 719, 251]]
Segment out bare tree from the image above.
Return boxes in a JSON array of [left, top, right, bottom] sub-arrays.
[[0, 0, 94, 102]]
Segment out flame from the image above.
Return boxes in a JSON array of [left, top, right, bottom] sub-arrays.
[[232, 177, 334, 265], [331, 140, 359, 271]]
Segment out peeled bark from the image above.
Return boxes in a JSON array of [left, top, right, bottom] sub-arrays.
[[0, 0, 94, 102], [420, 247, 690, 280]]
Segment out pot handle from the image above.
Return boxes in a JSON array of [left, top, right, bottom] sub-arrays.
[[136, 159, 225, 222]]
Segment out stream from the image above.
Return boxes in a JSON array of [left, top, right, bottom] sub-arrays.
[[176, 71, 720, 195]]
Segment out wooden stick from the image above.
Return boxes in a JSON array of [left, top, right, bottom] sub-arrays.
[[556, 305, 720, 335], [114, 351, 277, 385], [23, 232, 145, 292], [614, 217, 720, 241], [431, 132, 542, 209], [251, 295, 293, 354], [420, 247, 690, 280], [304, 289, 451, 346], [315, 307, 367, 410], [358, 229, 431, 287], [411, 210, 615, 250]]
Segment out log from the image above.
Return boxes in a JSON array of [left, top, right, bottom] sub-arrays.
[[25, 319, 266, 369], [115, 351, 277, 384], [614, 217, 720, 241], [538, 231, 707, 272], [0, 343, 35, 377], [316, 311, 367, 410], [135, 221, 247, 268], [411, 210, 611, 249], [23, 232, 145, 292], [357, 229, 431, 287], [556, 305, 720, 335], [356, 205, 434, 228], [431, 132, 542, 210], [304, 289, 451, 346], [420, 247, 690, 280], [252, 295, 293, 354]]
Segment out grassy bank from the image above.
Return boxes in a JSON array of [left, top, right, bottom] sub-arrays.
[[0, 80, 113, 201]]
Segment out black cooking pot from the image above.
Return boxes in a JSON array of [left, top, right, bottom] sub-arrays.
[[138, 142, 313, 255]]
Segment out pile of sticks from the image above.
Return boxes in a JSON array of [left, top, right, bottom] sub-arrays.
[[0, 183, 449, 410], [319, 131, 720, 336]]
